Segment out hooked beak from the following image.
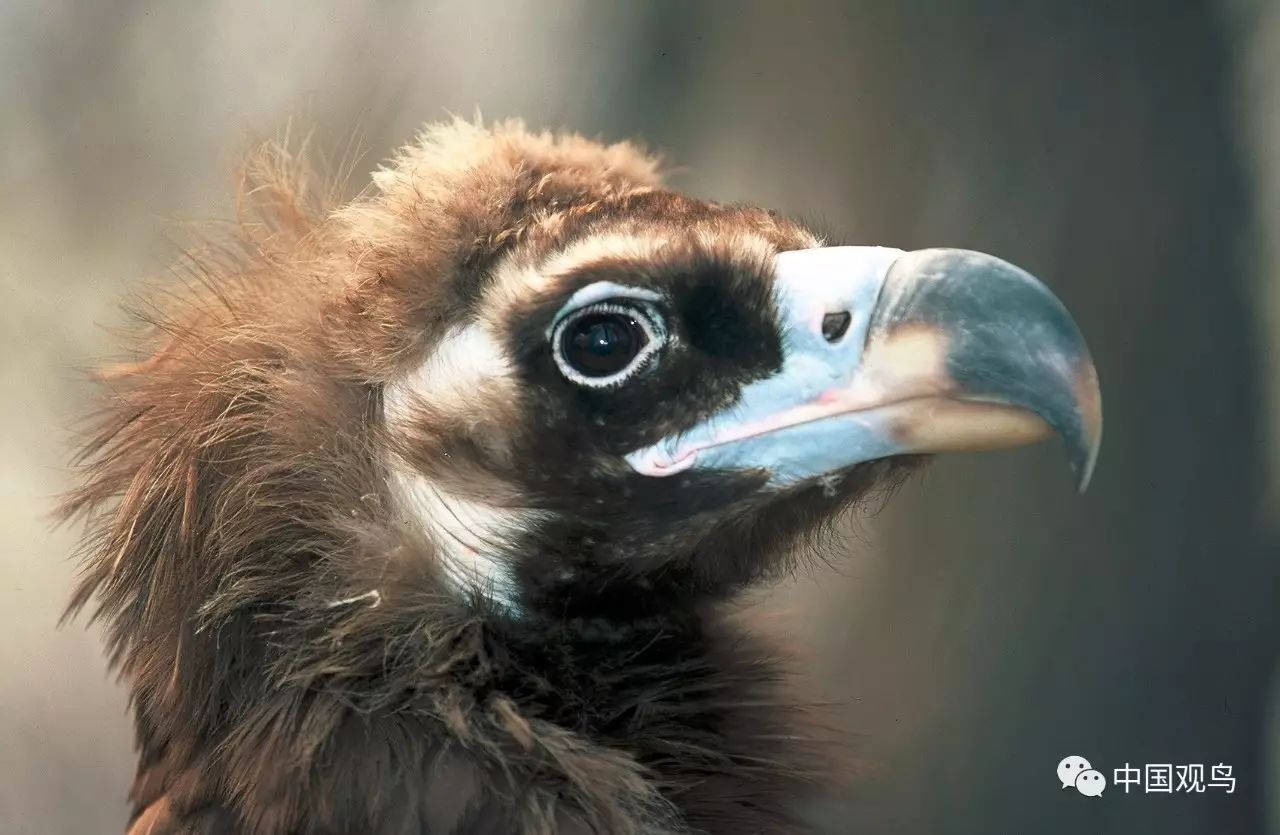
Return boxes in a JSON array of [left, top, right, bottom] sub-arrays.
[[626, 246, 1102, 491]]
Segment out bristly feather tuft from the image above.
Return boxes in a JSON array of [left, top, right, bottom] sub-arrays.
[[59, 120, 890, 835]]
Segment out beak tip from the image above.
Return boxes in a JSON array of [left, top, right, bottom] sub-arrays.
[[1075, 454, 1096, 494], [1073, 363, 1103, 493], [1070, 424, 1102, 494]]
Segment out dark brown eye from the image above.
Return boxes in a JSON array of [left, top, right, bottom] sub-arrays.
[[563, 312, 647, 377], [552, 301, 666, 387]]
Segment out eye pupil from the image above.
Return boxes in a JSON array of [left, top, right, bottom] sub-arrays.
[[564, 312, 648, 377]]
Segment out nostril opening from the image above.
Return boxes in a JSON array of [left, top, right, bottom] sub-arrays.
[[821, 311, 852, 343]]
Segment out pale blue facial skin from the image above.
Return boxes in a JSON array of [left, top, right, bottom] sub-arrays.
[[625, 246, 909, 487], [690, 408, 903, 487]]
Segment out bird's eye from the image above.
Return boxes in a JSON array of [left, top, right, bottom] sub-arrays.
[[552, 302, 665, 387], [565, 313, 645, 375]]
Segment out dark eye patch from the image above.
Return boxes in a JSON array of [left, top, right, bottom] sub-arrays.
[[502, 245, 785, 459], [669, 260, 782, 376]]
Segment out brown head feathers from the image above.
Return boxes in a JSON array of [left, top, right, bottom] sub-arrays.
[[62, 119, 910, 835]]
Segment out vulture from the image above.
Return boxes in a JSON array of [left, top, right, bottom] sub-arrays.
[[62, 119, 1101, 835]]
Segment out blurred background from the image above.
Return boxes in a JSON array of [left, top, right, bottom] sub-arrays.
[[2, 1, 1277, 833]]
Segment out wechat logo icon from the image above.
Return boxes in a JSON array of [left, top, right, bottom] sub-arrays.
[[1058, 755, 1106, 796]]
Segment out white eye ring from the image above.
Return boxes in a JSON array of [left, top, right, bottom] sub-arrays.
[[551, 301, 668, 388]]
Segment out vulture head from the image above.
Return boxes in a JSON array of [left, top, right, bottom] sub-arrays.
[[64, 120, 1101, 834]]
